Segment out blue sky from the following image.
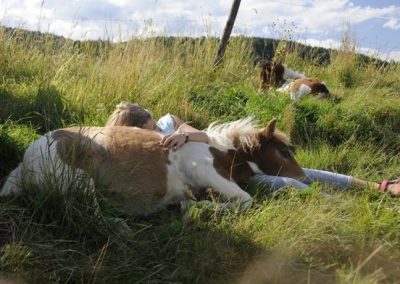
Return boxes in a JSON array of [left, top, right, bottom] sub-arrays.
[[1, 0, 400, 61]]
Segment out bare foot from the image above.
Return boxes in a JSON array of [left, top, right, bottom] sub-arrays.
[[380, 179, 400, 196], [387, 182, 400, 196]]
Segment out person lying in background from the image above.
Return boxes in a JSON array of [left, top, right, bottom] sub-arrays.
[[105, 102, 208, 150], [106, 101, 400, 195]]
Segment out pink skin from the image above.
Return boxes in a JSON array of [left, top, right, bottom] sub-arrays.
[[161, 133, 187, 151], [352, 177, 400, 196], [142, 119, 158, 131]]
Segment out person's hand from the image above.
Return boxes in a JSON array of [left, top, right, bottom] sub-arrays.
[[160, 133, 186, 151]]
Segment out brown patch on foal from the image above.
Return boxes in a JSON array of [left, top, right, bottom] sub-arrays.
[[292, 78, 330, 95], [53, 126, 170, 215], [209, 147, 255, 184], [53, 127, 107, 170], [102, 127, 170, 214], [259, 60, 285, 89]]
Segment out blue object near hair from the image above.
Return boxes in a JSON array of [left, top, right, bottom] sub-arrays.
[[156, 113, 175, 134]]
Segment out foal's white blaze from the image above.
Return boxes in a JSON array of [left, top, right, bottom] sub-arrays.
[[247, 161, 263, 175]]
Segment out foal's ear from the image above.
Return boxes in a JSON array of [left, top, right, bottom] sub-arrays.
[[261, 118, 277, 139]]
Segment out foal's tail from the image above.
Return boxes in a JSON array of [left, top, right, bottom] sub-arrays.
[[1, 163, 23, 196]]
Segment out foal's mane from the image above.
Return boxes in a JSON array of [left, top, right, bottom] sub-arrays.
[[206, 117, 291, 152], [206, 117, 260, 151]]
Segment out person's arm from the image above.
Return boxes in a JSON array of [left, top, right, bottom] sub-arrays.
[[160, 115, 209, 150], [176, 123, 201, 132], [170, 115, 201, 132]]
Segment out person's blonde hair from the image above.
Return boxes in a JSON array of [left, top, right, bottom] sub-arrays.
[[105, 101, 152, 127]]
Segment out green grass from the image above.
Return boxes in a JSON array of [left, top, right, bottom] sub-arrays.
[[0, 26, 400, 283]]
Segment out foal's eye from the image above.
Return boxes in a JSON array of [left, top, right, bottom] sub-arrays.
[[279, 148, 292, 159]]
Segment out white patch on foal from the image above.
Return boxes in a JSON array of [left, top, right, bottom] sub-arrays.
[[1, 128, 105, 196], [284, 66, 305, 80], [291, 84, 312, 100], [276, 80, 294, 93], [162, 142, 252, 208]]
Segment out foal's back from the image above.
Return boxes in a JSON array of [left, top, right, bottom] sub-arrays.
[[54, 126, 174, 215]]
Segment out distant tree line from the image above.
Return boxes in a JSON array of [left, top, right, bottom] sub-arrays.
[[2, 26, 395, 68]]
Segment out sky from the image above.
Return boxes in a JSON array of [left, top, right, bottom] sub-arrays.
[[1, 0, 400, 61]]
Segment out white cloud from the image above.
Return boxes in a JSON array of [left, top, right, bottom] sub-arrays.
[[0, 0, 234, 39], [2, 0, 399, 40], [384, 18, 400, 30], [0, 0, 399, 61], [236, 0, 400, 36], [302, 38, 400, 62], [388, 50, 400, 62], [300, 38, 342, 50]]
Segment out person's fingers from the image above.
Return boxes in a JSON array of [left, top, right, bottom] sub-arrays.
[[160, 134, 171, 145], [163, 135, 177, 147], [163, 136, 173, 147], [162, 134, 186, 149], [172, 137, 185, 150]]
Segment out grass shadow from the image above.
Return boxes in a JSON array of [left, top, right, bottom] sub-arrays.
[[0, 85, 84, 133], [0, 182, 338, 283]]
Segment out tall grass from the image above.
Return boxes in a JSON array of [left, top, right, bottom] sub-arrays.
[[0, 26, 400, 283]]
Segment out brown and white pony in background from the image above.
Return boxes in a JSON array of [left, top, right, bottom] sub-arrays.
[[259, 59, 305, 89], [1, 118, 305, 216], [277, 78, 330, 100]]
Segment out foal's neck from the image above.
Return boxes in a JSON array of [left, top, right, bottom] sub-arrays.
[[209, 147, 255, 184]]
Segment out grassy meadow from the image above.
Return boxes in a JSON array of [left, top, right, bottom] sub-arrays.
[[0, 26, 400, 283]]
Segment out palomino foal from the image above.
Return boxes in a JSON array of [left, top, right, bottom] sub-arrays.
[[1, 118, 305, 216]]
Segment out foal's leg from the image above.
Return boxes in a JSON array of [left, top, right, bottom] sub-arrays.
[[205, 173, 252, 209], [181, 172, 251, 211]]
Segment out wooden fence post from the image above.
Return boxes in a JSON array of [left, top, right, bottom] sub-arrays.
[[214, 0, 241, 66]]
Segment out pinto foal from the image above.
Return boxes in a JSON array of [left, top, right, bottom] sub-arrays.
[[1, 118, 305, 216], [277, 78, 330, 100]]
